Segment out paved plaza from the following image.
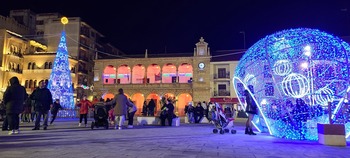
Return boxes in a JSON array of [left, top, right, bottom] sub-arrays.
[[0, 118, 349, 158]]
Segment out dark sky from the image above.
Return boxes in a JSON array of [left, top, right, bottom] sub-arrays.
[[1, 0, 350, 55]]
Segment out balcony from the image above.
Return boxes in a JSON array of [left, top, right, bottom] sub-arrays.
[[213, 72, 230, 79], [23, 69, 51, 74], [214, 90, 231, 96], [6, 68, 23, 74], [96, 82, 192, 90], [7, 51, 24, 58]]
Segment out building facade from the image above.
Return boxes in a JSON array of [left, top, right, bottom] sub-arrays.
[[93, 37, 211, 116]]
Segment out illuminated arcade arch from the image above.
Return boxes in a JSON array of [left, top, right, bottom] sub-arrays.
[[178, 63, 193, 83], [146, 93, 161, 115], [147, 64, 161, 83], [132, 64, 145, 84], [117, 64, 131, 84], [177, 93, 192, 116], [131, 93, 145, 116], [102, 93, 115, 101], [103, 65, 116, 84], [162, 63, 177, 83]]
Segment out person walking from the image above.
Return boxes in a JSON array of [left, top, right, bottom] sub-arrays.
[[160, 98, 174, 126], [3, 77, 28, 135], [105, 88, 134, 130], [244, 90, 257, 135], [127, 100, 137, 128], [31, 81, 53, 130], [50, 99, 63, 125], [76, 95, 93, 127]]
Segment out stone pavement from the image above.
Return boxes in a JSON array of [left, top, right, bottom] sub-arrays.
[[0, 118, 349, 158]]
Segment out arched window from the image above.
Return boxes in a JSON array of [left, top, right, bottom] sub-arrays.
[[147, 64, 161, 84], [32, 62, 36, 69], [162, 63, 177, 83], [28, 62, 32, 69], [132, 64, 145, 84], [33, 80, 37, 88], [44, 62, 48, 69], [49, 62, 52, 69], [178, 63, 193, 83], [29, 80, 33, 88], [103, 65, 117, 84], [25, 80, 29, 88], [117, 65, 131, 84]]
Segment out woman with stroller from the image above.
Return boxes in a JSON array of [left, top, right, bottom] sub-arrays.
[[244, 90, 257, 135], [76, 95, 93, 127]]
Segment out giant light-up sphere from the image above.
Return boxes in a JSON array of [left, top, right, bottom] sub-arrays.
[[233, 28, 350, 140]]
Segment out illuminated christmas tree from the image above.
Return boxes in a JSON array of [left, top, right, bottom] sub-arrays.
[[47, 17, 74, 109]]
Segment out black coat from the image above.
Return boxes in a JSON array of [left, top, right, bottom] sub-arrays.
[[3, 77, 28, 114], [30, 87, 53, 111], [51, 102, 63, 114]]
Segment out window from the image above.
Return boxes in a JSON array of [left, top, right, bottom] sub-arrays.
[[218, 68, 226, 78]]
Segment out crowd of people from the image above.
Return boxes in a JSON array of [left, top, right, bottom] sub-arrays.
[[0, 77, 257, 136]]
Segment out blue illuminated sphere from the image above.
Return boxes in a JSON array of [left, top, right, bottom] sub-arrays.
[[233, 28, 350, 140]]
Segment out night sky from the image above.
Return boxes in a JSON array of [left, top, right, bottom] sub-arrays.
[[1, 0, 350, 55]]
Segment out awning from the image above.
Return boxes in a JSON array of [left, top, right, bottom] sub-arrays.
[[210, 97, 239, 103]]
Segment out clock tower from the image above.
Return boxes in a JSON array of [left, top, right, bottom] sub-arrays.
[[192, 37, 211, 102]]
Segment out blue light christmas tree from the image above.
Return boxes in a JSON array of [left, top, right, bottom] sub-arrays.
[[47, 18, 74, 110]]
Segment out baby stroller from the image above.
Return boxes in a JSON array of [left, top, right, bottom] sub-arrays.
[[91, 103, 109, 130], [210, 102, 236, 134]]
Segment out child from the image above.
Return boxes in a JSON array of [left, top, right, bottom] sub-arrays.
[[50, 99, 63, 125]]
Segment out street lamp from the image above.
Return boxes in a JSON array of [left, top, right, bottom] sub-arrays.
[[240, 31, 246, 49]]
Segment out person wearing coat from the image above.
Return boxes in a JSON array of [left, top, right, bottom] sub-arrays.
[[31, 80, 53, 130], [105, 88, 134, 130], [50, 99, 63, 125], [160, 98, 175, 126], [127, 99, 137, 128], [244, 90, 257, 135], [76, 95, 93, 127], [3, 76, 28, 135]]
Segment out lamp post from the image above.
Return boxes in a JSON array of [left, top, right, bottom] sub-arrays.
[[240, 31, 246, 49]]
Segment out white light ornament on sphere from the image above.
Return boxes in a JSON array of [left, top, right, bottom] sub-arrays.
[[273, 60, 292, 76], [282, 73, 310, 98], [243, 74, 257, 85], [314, 87, 334, 106]]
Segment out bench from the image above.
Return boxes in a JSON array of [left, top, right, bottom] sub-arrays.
[[137, 116, 180, 126]]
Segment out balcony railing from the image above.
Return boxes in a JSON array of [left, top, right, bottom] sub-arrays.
[[214, 90, 231, 96], [96, 83, 192, 90], [6, 69, 23, 74], [7, 51, 24, 58], [213, 72, 230, 79]]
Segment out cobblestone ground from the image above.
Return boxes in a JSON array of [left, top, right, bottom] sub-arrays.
[[0, 118, 349, 158]]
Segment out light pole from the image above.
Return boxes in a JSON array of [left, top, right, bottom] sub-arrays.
[[240, 31, 246, 49]]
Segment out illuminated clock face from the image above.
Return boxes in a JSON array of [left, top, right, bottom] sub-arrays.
[[198, 62, 205, 69]]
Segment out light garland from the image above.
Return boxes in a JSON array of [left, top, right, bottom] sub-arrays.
[[233, 28, 350, 140], [281, 73, 310, 98]]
